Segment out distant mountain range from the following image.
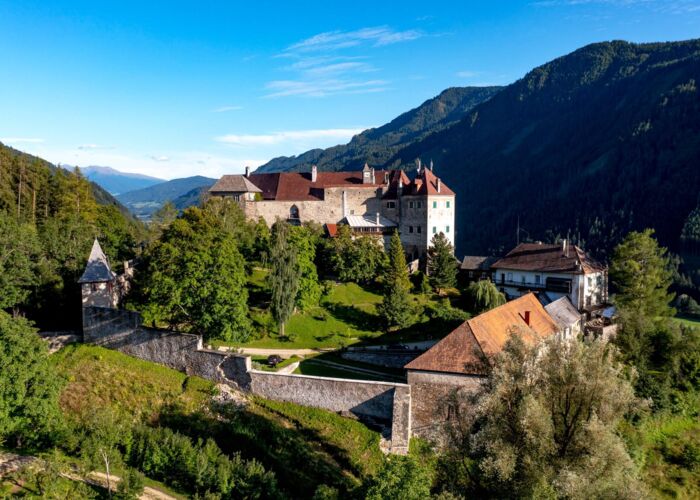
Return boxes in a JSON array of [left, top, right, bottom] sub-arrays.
[[256, 86, 502, 173], [79, 166, 165, 196], [116, 176, 216, 220], [256, 39, 700, 262]]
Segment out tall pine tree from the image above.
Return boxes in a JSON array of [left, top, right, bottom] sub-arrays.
[[269, 221, 301, 337], [427, 232, 457, 293], [378, 231, 414, 330]]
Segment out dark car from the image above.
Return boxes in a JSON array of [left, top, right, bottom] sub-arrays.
[[267, 355, 283, 367]]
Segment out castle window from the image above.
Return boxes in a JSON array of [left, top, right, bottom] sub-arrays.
[[409, 201, 415, 209], [387, 201, 396, 209], [417, 201, 422, 209], [417, 225, 421, 233], [433, 201, 437, 209], [446, 201, 451, 208], [289, 205, 300, 219], [445, 225, 450, 233], [432, 226, 437, 234], [409, 226, 414, 233]]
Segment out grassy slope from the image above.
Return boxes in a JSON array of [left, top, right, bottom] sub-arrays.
[[53, 344, 384, 496], [623, 412, 700, 499], [228, 269, 460, 350], [671, 316, 700, 329]]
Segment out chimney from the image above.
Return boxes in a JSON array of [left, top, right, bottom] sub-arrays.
[[416, 158, 422, 173], [384, 172, 389, 184], [430, 159, 434, 171], [371, 167, 375, 184], [245, 166, 250, 178], [311, 165, 317, 183], [398, 178, 403, 196], [375, 212, 380, 225], [562, 239, 568, 257], [437, 177, 441, 193], [522, 310, 531, 326]]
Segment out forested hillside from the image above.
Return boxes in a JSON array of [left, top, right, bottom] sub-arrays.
[[0, 142, 144, 329], [387, 39, 700, 258], [256, 86, 501, 173]]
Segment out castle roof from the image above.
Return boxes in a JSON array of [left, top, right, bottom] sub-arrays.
[[405, 293, 559, 375], [210, 165, 455, 202], [78, 239, 116, 283], [209, 175, 262, 193], [491, 242, 605, 274]]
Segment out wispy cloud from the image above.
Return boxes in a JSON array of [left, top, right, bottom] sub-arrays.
[[265, 79, 388, 98], [78, 143, 114, 150], [150, 155, 170, 162], [532, 0, 700, 11], [212, 105, 243, 113], [286, 26, 423, 53], [1, 137, 44, 144], [456, 70, 481, 78], [266, 25, 421, 98], [216, 128, 366, 147]]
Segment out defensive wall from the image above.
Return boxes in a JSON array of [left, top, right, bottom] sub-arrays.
[[82, 306, 411, 454]]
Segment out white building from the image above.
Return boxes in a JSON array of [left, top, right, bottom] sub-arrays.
[[491, 241, 608, 312]]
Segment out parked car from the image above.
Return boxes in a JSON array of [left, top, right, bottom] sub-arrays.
[[267, 355, 283, 367]]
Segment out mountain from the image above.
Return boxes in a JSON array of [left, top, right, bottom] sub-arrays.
[[382, 39, 700, 258], [256, 86, 502, 173], [0, 142, 136, 221], [80, 165, 165, 196], [116, 175, 216, 219]]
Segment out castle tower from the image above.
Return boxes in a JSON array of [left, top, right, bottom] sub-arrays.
[[78, 239, 118, 309]]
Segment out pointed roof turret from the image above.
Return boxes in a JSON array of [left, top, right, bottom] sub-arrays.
[[78, 239, 116, 283]]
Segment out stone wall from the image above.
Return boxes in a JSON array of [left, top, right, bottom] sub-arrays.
[[82, 306, 409, 452], [340, 349, 422, 369], [406, 370, 483, 442]]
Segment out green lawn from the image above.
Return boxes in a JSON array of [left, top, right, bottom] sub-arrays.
[[672, 316, 700, 329]]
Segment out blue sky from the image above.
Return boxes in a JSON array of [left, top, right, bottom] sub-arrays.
[[1, 0, 699, 180]]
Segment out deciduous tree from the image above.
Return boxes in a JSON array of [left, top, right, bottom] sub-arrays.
[[269, 221, 301, 337], [467, 279, 506, 313]]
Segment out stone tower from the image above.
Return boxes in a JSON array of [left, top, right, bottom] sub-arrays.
[[78, 239, 118, 309]]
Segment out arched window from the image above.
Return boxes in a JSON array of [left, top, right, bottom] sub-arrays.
[[289, 205, 300, 220]]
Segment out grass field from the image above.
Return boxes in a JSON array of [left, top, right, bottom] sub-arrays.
[[672, 315, 700, 329], [52, 343, 386, 497]]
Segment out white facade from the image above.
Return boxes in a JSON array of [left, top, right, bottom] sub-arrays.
[[492, 268, 606, 311]]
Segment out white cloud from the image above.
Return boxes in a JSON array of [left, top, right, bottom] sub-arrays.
[[150, 155, 170, 162], [212, 105, 243, 113], [216, 128, 366, 147], [456, 70, 481, 78], [1, 137, 44, 144], [78, 144, 114, 150], [264, 79, 388, 98], [287, 26, 423, 53]]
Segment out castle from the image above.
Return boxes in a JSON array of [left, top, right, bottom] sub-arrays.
[[208, 163, 456, 260]]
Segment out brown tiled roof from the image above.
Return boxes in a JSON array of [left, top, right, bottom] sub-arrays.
[[403, 168, 455, 196], [325, 223, 338, 237], [491, 242, 605, 274], [461, 256, 498, 271], [405, 293, 560, 375], [246, 171, 392, 201], [209, 175, 262, 193]]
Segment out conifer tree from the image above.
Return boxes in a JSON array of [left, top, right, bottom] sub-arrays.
[[269, 221, 301, 337], [427, 232, 457, 293], [378, 231, 414, 330]]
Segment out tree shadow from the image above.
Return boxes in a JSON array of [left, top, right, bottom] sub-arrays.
[[325, 304, 380, 332], [157, 401, 367, 498]]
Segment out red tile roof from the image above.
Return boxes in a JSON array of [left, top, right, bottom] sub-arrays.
[[491, 242, 605, 274], [405, 293, 560, 375]]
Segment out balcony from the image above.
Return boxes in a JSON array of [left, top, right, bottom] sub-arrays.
[[496, 278, 571, 294]]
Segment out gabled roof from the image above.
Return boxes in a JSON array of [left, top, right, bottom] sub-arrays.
[[461, 255, 498, 271], [491, 242, 605, 274], [209, 175, 262, 193], [78, 239, 116, 283], [405, 293, 560, 375], [402, 168, 455, 196], [545, 297, 581, 329]]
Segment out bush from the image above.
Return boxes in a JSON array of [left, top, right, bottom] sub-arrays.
[[116, 467, 145, 499], [427, 299, 469, 323]]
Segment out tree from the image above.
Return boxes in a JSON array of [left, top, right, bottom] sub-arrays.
[[81, 409, 129, 500], [377, 231, 414, 330], [0, 211, 41, 313], [0, 311, 63, 448], [269, 221, 301, 337], [610, 229, 676, 375], [363, 455, 433, 500], [450, 334, 644, 498], [140, 208, 251, 341], [289, 225, 322, 311], [428, 233, 457, 293], [328, 225, 386, 284], [466, 280, 505, 313]]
